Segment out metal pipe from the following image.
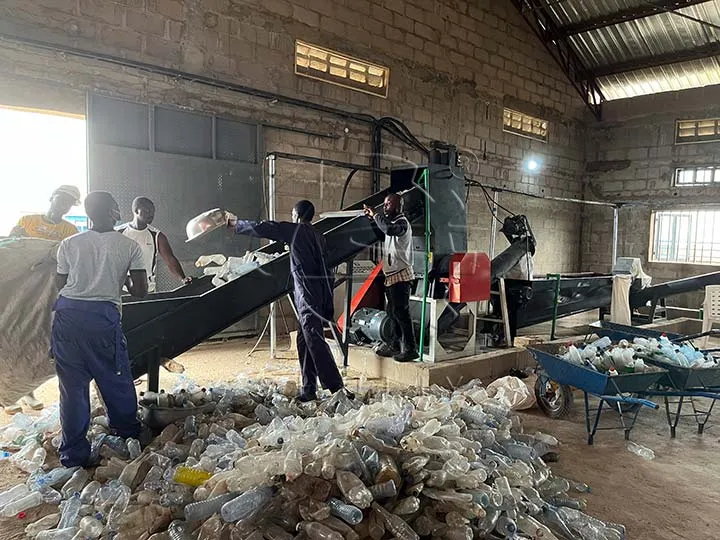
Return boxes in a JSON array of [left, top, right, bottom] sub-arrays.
[[468, 182, 616, 207], [489, 190, 499, 258], [268, 154, 277, 360], [267, 152, 391, 175], [342, 258, 354, 369], [612, 206, 619, 267], [418, 169, 430, 362]]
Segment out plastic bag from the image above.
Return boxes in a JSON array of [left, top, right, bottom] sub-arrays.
[[0, 238, 59, 406], [485, 376, 536, 410]]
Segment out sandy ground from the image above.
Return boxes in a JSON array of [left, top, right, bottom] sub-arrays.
[[1, 336, 720, 539]]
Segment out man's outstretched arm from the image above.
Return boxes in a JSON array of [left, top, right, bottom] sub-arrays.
[[230, 218, 298, 244]]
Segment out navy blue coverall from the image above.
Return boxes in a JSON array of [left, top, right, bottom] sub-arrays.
[[234, 220, 343, 396], [52, 296, 140, 467]]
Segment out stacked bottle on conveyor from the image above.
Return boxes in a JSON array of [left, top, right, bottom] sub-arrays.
[[0, 376, 626, 540]]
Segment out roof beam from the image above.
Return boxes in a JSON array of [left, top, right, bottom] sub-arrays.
[[581, 41, 720, 79], [553, 0, 712, 38]]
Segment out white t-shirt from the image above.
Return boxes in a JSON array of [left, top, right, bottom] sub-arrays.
[[118, 224, 160, 292], [56, 230, 145, 306]]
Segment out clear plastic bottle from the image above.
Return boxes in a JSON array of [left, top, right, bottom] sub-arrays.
[[392, 496, 420, 515], [368, 480, 397, 500], [79, 515, 105, 539], [185, 492, 239, 521], [298, 521, 343, 540], [0, 484, 29, 507], [370, 502, 419, 540], [327, 497, 363, 525], [24, 512, 60, 537], [167, 519, 194, 540], [336, 471, 372, 509], [30, 467, 79, 491], [320, 517, 360, 540], [35, 528, 80, 540], [516, 514, 559, 540], [61, 468, 90, 499], [220, 485, 274, 523], [39, 486, 62, 504], [58, 492, 82, 528], [106, 484, 130, 531], [127, 438, 142, 459], [1, 490, 44, 517], [627, 441, 655, 460], [299, 499, 331, 521]]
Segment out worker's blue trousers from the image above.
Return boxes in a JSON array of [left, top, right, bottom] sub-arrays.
[[296, 308, 343, 396], [51, 297, 140, 467]]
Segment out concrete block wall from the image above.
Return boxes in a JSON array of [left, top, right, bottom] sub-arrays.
[[583, 86, 720, 308], [0, 0, 591, 330]]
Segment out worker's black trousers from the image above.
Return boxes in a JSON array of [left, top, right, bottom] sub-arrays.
[[386, 281, 416, 353], [297, 309, 344, 396]]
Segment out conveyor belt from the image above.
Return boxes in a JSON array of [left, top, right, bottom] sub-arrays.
[[122, 187, 425, 384]]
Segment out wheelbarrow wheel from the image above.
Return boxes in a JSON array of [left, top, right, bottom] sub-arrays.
[[535, 377, 574, 419]]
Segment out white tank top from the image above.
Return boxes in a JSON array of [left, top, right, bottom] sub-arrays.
[[119, 224, 159, 291]]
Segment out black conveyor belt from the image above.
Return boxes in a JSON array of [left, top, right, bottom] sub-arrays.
[[122, 187, 425, 383]]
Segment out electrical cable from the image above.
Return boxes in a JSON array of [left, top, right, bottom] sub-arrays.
[[339, 169, 359, 209]]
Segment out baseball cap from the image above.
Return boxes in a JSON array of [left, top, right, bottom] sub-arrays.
[[52, 185, 82, 205]]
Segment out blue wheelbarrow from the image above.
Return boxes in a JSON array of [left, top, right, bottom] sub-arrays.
[[590, 320, 720, 438], [529, 348, 665, 445]]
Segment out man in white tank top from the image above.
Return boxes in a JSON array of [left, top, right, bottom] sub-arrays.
[[118, 197, 191, 293]]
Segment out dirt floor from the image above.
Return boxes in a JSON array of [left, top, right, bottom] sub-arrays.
[[1, 336, 720, 539]]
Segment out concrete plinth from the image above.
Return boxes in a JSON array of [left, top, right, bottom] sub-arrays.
[[342, 345, 536, 387]]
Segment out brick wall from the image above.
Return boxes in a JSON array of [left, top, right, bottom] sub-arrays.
[[0, 0, 588, 277], [583, 86, 720, 308]]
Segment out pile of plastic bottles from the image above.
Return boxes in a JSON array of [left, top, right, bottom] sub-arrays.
[[561, 334, 718, 374], [0, 378, 626, 540]]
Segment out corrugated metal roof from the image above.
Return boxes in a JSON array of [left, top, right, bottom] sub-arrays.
[[598, 57, 720, 99], [540, 0, 720, 100]]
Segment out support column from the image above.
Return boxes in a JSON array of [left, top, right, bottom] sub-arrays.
[[268, 154, 277, 360]]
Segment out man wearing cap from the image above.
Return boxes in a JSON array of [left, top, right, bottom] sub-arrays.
[[53, 191, 148, 467], [8, 185, 82, 414], [11, 185, 81, 242], [227, 199, 353, 402]]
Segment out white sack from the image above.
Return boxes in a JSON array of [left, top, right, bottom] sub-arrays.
[[0, 238, 59, 406], [610, 275, 633, 326], [486, 375, 536, 410]]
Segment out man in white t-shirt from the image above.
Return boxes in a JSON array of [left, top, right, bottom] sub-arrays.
[[53, 191, 148, 467], [117, 197, 191, 293]]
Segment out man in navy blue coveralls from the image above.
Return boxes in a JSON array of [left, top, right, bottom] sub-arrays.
[[228, 199, 349, 401], [53, 191, 148, 467]]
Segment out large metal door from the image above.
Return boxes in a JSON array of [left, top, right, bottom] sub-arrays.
[[87, 94, 263, 334]]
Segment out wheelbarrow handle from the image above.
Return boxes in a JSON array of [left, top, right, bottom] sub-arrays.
[[600, 395, 659, 409]]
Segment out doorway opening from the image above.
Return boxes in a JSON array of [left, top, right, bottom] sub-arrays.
[[0, 106, 87, 235]]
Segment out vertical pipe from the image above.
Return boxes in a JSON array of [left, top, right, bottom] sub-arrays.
[[342, 259, 354, 369], [268, 154, 277, 360], [612, 206, 619, 268], [489, 190, 499, 258], [418, 168, 430, 362], [548, 273, 561, 341]]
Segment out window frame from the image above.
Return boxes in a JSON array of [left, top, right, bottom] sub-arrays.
[[649, 208, 720, 266], [674, 165, 720, 186], [502, 108, 549, 143], [675, 118, 720, 144], [294, 40, 389, 99]]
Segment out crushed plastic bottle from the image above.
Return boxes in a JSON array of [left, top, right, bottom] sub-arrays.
[[0, 490, 44, 517], [220, 485, 274, 523], [627, 441, 655, 460]]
